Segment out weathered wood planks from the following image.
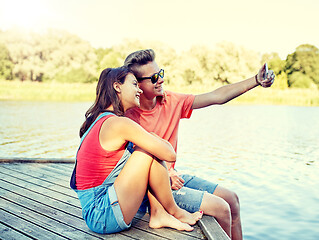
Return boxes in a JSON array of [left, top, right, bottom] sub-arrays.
[[0, 160, 229, 240]]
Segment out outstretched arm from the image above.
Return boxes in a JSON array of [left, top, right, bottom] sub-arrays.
[[192, 64, 275, 109]]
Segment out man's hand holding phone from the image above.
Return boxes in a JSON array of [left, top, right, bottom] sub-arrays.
[[256, 63, 275, 88]]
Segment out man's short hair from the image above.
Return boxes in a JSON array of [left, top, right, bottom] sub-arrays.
[[124, 49, 155, 77]]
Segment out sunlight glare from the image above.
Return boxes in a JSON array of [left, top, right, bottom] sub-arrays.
[[2, 0, 52, 31]]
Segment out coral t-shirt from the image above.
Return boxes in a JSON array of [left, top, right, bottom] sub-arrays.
[[76, 115, 126, 190], [125, 91, 195, 168]]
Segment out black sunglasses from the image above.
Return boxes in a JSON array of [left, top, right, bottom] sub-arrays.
[[136, 69, 164, 84]]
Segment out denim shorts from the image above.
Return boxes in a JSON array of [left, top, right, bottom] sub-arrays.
[[76, 184, 130, 234], [74, 146, 133, 234], [172, 174, 218, 213], [70, 112, 135, 234]]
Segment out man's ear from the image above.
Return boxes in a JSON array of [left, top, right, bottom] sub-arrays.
[[113, 82, 121, 93]]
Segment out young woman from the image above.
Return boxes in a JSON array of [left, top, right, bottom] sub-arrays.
[[70, 66, 202, 234]]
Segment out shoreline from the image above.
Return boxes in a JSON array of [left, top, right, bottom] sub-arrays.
[[1, 80, 318, 106]]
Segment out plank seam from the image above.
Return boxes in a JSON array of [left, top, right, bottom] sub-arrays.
[[0, 220, 37, 240], [0, 186, 81, 219], [0, 169, 77, 199], [0, 207, 71, 240], [0, 165, 73, 191]]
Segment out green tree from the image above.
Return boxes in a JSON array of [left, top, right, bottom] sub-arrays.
[[44, 29, 97, 83], [286, 44, 319, 87], [99, 50, 123, 71], [178, 50, 204, 85], [95, 47, 112, 73], [0, 28, 97, 82], [207, 42, 260, 84], [0, 43, 13, 80], [185, 45, 216, 86], [289, 72, 313, 88], [0, 29, 47, 81]]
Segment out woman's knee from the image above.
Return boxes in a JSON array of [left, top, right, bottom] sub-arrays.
[[132, 147, 154, 160]]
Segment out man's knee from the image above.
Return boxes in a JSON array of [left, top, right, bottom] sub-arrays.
[[228, 191, 240, 214], [201, 192, 231, 219], [215, 187, 240, 213], [219, 198, 231, 220]]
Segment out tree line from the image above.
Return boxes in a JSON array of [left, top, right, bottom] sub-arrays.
[[0, 28, 318, 89]]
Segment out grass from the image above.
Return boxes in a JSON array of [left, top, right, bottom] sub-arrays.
[[1, 80, 318, 106], [0, 80, 96, 102], [166, 85, 319, 106]]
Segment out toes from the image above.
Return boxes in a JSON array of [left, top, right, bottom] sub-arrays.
[[183, 223, 194, 232]]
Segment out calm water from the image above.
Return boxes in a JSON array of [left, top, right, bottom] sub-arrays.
[[1, 101, 319, 240]]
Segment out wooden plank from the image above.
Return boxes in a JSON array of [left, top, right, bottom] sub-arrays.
[[0, 209, 67, 240], [1, 177, 137, 239], [1, 163, 77, 187], [0, 187, 166, 240], [0, 166, 197, 239], [0, 196, 105, 240], [0, 179, 82, 218], [0, 157, 75, 164], [198, 216, 230, 240], [40, 163, 75, 176], [0, 171, 80, 207], [0, 162, 228, 239], [0, 164, 206, 239], [0, 222, 32, 240], [49, 162, 75, 171], [0, 179, 203, 240], [0, 164, 75, 194], [0, 165, 78, 198]]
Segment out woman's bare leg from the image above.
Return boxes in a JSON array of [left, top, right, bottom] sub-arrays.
[[145, 160, 202, 225], [114, 149, 201, 228], [148, 190, 193, 231]]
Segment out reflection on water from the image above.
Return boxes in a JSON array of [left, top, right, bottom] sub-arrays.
[[177, 105, 319, 240], [0, 101, 91, 158], [1, 101, 319, 239]]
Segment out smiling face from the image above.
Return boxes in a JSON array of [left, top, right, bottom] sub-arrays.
[[135, 61, 164, 100], [116, 73, 142, 112]]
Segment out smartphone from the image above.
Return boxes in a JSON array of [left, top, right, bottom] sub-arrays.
[[263, 63, 268, 80]]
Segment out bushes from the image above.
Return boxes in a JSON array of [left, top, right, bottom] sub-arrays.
[[288, 72, 314, 88]]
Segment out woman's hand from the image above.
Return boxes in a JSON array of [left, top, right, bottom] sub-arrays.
[[256, 63, 275, 88]]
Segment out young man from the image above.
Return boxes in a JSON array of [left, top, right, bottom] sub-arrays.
[[124, 49, 275, 240]]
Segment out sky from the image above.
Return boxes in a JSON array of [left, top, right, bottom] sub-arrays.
[[0, 0, 318, 59]]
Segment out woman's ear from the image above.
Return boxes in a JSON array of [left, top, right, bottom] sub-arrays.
[[113, 82, 121, 93]]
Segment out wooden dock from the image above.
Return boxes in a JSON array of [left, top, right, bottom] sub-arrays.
[[0, 158, 230, 240]]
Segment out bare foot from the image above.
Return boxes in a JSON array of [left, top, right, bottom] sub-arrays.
[[174, 209, 203, 225], [149, 209, 194, 232]]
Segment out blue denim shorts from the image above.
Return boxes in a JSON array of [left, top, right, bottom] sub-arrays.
[[74, 145, 133, 234], [172, 174, 218, 213], [77, 184, 130, 234]]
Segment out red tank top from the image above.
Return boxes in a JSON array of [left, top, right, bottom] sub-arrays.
[[75, 115, 126, 190]]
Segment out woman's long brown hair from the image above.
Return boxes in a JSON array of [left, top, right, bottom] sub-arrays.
[[79, 66, 132, 137]]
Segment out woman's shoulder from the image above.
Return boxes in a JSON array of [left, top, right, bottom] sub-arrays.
[[103, 115, 138, 129]]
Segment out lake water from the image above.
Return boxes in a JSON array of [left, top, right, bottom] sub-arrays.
[[1, 101, 318, 240]]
